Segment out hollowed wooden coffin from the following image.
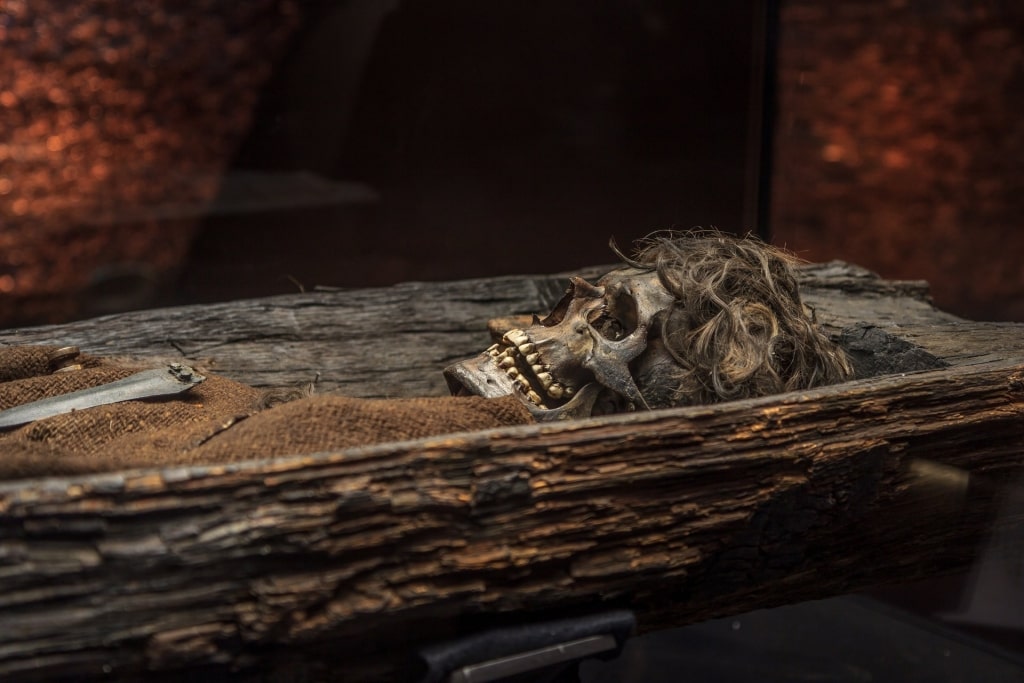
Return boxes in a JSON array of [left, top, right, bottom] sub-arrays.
[[0, 262, 1021, 681]]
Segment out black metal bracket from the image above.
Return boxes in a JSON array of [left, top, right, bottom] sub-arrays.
[[416, 609, 635, 683]]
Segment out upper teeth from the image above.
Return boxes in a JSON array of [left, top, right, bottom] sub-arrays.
[[491, 330, 575, 406], [503, 329, 529, 346]]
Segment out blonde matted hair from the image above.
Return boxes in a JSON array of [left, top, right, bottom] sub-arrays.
[[621, 231, 853, 407]]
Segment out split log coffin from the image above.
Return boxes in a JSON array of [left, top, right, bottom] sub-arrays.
[[0, 262, 1022, 681]]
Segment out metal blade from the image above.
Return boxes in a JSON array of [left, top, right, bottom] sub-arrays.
[[0, 363, 205, 430]]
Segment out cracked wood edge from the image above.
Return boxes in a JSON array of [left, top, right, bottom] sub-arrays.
[[0, 360, 1021, 680]]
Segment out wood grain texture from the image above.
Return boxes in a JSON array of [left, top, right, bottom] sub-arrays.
[[0, 262, 1022, 681], [1, 270, 591, 397], [5, 261, 1000, 394]]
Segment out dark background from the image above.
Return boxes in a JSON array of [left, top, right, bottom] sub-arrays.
[[3, 1, 1022, 324], [772, 0, 1024, 322], [179, 1, 761, 304]]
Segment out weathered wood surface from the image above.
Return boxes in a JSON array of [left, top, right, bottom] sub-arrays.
[[0, 266, 609, 397], [4, 262, 1020, 395], [0, 262, 1021, 681]]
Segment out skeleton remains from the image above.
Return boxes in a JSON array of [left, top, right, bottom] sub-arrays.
[[445, 232, 854, 420], [0, 231, 854, 480]]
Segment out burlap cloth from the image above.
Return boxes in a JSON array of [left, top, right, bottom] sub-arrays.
[[0, 346, 534, 480]]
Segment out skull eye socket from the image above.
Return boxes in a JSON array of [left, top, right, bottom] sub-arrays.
[[587, 290, 639, 341], [587, 309, 627, 340]]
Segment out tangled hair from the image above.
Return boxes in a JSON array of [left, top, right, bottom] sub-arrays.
[[622, 231, 853, 407]]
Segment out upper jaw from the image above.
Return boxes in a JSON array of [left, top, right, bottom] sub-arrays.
[[443, 328, 599, 419], [488, 328, 578, 409]]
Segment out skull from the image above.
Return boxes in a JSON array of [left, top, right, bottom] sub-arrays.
[[444, 267, 676, 421], [445, 232, 857, 419]]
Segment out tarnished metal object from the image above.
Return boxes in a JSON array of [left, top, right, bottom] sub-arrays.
[[0, 363, 205, 430], [48, 345, 82, 373], [416, 609, 635, 683]]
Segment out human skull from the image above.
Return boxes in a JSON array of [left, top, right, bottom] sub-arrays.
[[443, 267, 675, 421], [445, 232, 857, 419]]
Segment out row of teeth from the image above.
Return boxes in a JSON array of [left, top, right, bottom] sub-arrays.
[[488, 329, 575, 406]]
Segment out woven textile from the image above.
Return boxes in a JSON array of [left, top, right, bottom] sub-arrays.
[[0, 346, 533, 480]]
